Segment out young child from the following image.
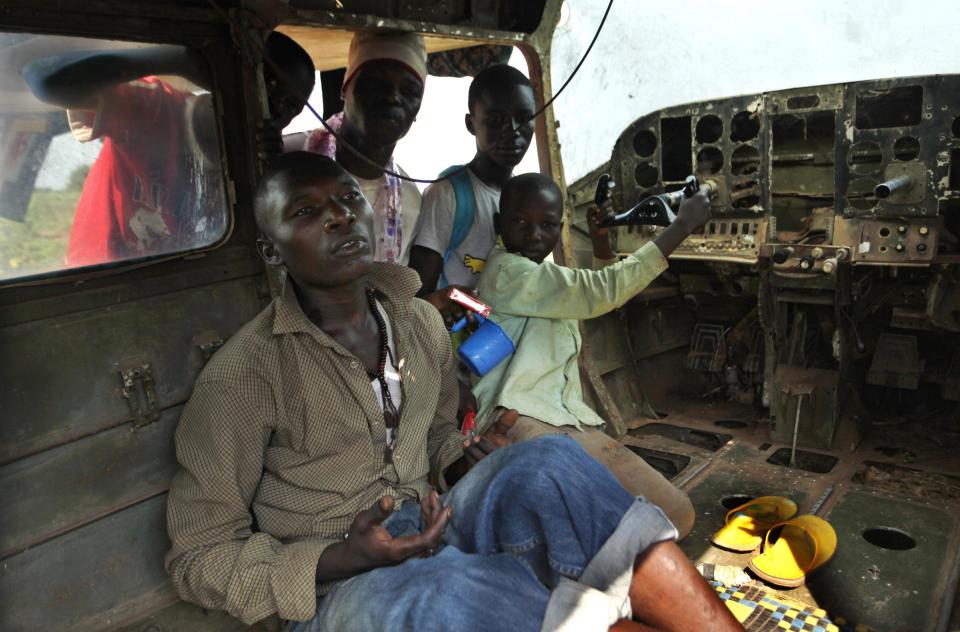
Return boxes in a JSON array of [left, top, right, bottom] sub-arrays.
[[472, 173, 712, 538], [409, 64, 535, 315]]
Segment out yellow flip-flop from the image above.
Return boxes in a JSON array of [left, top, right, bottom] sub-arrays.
[[711, 496, 798, 552], [748, 515, 837, 587]]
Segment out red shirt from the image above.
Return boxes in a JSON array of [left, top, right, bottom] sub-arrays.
[[66, 77, 195, 266]]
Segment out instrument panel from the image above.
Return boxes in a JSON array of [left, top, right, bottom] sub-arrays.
[[608, 75, 960, 268]]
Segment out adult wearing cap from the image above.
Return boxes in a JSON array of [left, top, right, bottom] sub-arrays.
[[304, 31, 426, 265]]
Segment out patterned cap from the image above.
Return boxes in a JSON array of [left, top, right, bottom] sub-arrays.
[[344, 30, 427, 87]]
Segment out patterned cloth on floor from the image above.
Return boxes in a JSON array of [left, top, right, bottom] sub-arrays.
[[711, 581, 876, 632]]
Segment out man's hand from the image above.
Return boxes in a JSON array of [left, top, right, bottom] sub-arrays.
[[418, 490, 449, 556], [462, 408, 518, 466], [345, 495, 451, 569], [444, 409, 519, 487], [315, 494, 452, 583]]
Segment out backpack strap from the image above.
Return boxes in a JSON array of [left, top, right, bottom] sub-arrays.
[[437, 165, 477, 288]]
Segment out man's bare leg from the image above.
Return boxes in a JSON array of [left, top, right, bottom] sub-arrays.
[[610, 620, 659, 632], [629, 541, 743, 631]]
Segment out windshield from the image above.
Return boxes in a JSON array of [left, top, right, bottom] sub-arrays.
[[550, 0, 960, 182]]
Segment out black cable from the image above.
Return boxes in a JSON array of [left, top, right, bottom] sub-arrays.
[[206, 0, 614, 184], [526, 0, 613, 127]]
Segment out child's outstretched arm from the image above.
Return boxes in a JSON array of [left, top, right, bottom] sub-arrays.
[[480, 187, 711, 321]]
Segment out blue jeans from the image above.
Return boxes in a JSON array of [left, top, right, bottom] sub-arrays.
[[288, 434, 677, 632]]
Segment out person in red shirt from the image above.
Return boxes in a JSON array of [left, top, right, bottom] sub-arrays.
[[22, 33, 315, 267]]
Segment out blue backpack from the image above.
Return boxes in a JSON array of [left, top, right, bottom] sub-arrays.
[[437, 165, 476, 288]]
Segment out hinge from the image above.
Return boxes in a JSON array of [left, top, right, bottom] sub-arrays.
[[198, 338, 225, 362], [120, 364, 160, 428], [193, 330, 225, 364]]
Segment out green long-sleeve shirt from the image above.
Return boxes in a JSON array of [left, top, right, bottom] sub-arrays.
[[473, 242, 668, 431]]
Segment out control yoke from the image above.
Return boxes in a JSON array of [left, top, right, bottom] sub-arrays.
[[596, 175, 717, 227]]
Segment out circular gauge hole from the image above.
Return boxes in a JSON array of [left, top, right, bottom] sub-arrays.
[[633, 130, 658, 157], [847, 177, 879, 210], [634, 163, 659, 188], [696, 147, 724, 175], [848, 141, 883, 175], [720, 494, 755, 510], [731, 144, 760, 176], [879, 227, 891, 237], [880, 245, 888, 253], [730, 281, 745, 296], [893, 136, 920, 161], [863, 527, 916, 551], [953, 114, 960, 138], [695, 114, 723, 144], [715, 419, 749, 429], [730, 111, 760, 142]]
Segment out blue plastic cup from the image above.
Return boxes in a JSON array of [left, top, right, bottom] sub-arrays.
[[458, 315, 515, 376]]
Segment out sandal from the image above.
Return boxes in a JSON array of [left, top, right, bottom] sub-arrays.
[[748, 515, 837, 587], [711, 496, 798, 552]]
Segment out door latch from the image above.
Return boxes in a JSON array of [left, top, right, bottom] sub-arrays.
[[198, 338, 224, 363], [120, 364, 160, 428], [193, 331, 225, 364]]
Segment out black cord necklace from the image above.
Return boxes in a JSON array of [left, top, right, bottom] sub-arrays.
[[366, 289, 399, 462]]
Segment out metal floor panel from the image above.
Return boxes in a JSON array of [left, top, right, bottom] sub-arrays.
[[621, 399, 960, 631]]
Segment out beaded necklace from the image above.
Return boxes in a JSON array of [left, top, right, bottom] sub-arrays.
[[365, 289, 399, 462]]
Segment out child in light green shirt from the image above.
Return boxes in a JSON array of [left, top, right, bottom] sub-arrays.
[[473, 173, 711, 537]]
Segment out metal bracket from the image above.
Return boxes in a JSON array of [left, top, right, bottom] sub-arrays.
[[193, 330, 225, 364], [120, 364, 160, 428], [198, 338, 225, 363]]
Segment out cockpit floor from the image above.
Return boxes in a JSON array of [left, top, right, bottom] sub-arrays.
[[621, 399, 960, 632]]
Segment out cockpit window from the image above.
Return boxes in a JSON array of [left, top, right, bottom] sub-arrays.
[[0, 34, 228, 282]]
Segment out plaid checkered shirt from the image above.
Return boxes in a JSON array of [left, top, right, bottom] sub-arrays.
[[165, 264, 463, 624]]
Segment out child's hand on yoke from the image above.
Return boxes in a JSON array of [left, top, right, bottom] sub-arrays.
[[587, 200, 616, 260], [587, 201, 616, 240], [654, 185, 712, 257], [675, 185, 712, 232]]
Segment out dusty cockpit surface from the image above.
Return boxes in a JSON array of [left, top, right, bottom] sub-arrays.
[[565, 76, 960, 631], [0, 0, 959, 630]]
